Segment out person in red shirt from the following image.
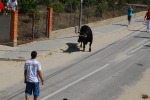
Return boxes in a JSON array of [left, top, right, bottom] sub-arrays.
[[0, 0, 4, 15], [144, 8, 150, 33]]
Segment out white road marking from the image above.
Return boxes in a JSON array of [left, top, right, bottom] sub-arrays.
[[130, 45, 143, 53], [41, 64, 110, 100], [129, 42, 150, 54]]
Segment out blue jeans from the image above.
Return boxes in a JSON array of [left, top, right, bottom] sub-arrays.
[[25, 82, 40, 96]]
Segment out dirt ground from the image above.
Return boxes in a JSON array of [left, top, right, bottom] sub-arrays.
[[0, 23, 150, 99]]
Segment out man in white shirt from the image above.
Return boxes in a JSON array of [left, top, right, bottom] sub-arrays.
[[24, 51, 44, 100], [5, 0, 18, 13]]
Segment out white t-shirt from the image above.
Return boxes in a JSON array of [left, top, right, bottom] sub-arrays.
[[7, 0, 18, 10], [24, 59, 42, 83]]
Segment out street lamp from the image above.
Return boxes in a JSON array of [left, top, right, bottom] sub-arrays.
[[69, 2, 72, 27], [78, 0, 83, 32], [113, 0, 115, 17]]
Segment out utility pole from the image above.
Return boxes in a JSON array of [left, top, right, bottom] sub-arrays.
[[100, 0, 103, 20], [70, 2, 72, 27], [113, 0, 115, 17], [79, 0, 83, 32]]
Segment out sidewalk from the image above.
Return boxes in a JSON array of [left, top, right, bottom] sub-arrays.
[[0, 16, 145, 61]]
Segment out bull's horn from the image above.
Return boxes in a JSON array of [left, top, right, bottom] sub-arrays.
[[78, 35, 84, 37], [84, 34, 87, 38]]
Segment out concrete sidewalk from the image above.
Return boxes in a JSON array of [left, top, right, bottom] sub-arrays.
[[0, 16, 146, 61]]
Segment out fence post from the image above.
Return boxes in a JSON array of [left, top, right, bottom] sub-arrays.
[[47, 7, 53, 38], [10, 11, 18, 47]]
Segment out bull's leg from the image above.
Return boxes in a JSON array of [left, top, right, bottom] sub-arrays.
[[89, 42, 92, 52], [80, 42, 82, 48], [83, 43, 85, 51]]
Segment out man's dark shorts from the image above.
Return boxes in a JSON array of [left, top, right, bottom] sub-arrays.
[[25, 82, 40, 96], [128, 16, 132, 21]]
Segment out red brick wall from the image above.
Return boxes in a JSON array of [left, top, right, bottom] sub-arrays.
[[10, 11, 18, 42], [47, 8, 53, 38]]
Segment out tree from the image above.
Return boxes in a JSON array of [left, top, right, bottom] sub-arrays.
[[61, 0, 80, 12], [95, 0, 108, 17], [52, 2, 64, 13], [119, 0, 126, 6], [38, 0, 52, 7], [19, 0, 38, 13]]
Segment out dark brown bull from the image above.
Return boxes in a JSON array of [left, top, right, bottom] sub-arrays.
[[78, 25, 93, 52]]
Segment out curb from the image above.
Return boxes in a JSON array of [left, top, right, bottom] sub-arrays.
[[0, 58, 25, 61]]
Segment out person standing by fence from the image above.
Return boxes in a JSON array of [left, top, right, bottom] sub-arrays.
[[24, 51, 44, 100], [144, 8, 150, 33], [5, 0, 18, 15], [127, 5, 133, 26]]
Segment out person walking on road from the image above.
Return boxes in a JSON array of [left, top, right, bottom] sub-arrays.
[[144, 8, 150, 33], [24, 51, 44, 100], [127, 5, 133, 26]]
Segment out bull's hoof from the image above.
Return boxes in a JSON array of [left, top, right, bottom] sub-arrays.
[[83, 49, 85, 52], [89, 48, 91, 52]]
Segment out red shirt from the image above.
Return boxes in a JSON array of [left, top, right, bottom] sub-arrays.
[[0, 1, 4, 11], [146, 11, 150, 20]]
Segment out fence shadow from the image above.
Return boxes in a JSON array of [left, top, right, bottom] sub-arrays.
[[134, 36, 150, 39], [135, 20, 144, 22], [145, 45, 150, 47], [112, 24, 128, 27], [128, 29, 147, 33], [62, 43, 81, 53]]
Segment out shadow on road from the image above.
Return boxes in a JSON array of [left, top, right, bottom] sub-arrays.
[[112, 24, 128, 27], [128, 29, 147, 33], [135, 20, 144, 22], [144, 45, 150, 47], [134, 36, 150, 39], [62, 43, 81, 53]]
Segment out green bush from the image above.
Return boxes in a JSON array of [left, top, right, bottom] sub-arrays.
[[59, 0, 67, 4], [19, 0, 38, 13], [95, 0, 108, 17], [52, 2, 64, 13], [119, 0, 126, 6], [38, 0, 52, 7], [1, 0, 7, 5]]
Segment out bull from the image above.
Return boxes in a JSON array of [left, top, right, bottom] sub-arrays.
[[78, 25, 93, 52]]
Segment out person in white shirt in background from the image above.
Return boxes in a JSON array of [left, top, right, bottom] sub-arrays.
[[5, 0, 18, 14]]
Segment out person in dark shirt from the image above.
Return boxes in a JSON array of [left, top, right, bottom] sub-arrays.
[[127, 5, 133, 26]]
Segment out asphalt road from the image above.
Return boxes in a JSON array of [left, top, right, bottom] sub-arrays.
[[1, 23, 150, 100], [39, 27, 150, 100]]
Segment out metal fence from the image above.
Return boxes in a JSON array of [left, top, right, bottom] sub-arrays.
[[18, 11, 48, 45], [52, 0, 148, 31]]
